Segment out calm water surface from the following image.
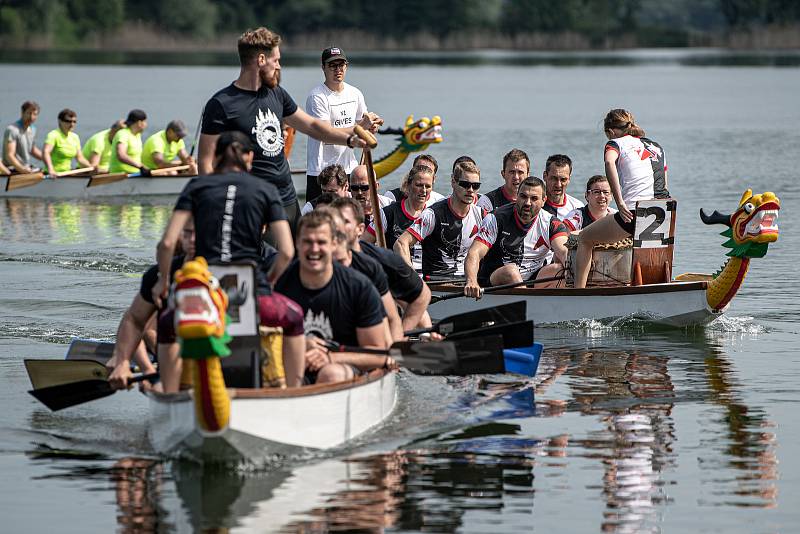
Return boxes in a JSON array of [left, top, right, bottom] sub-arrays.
[[0, 55, 798, 532]]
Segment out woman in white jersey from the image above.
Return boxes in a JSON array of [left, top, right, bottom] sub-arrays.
[[573, 109, 669, 289]]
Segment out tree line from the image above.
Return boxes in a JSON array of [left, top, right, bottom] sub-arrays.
[[2, 0, 799, 49]]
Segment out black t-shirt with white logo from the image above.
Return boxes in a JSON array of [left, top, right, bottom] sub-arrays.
[[275, 262, 385, 346], [175, 172, 286, 290], [359, 241, 423, 303], [202, 83, 299, 204]]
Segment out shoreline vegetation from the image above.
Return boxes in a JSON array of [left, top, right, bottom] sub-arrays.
[[1, 1, 799, 55]]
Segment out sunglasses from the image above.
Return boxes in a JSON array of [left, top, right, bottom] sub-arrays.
[[350, 184, 370, 192], [458, 180, 481, 191]]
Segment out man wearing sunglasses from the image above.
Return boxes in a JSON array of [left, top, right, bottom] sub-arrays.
[[464, 176, 569, 298], [395, 161, 487, 279], [305, 46, 370, 200], [348, 164, 392, 227]]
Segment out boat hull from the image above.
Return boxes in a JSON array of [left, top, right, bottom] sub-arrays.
[[430, 281, 720, 327], [1, 175, 192, 198], [148, 369, 397, 463]]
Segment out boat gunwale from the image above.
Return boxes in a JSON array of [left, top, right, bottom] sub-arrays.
[[428, 280, 709, 297]]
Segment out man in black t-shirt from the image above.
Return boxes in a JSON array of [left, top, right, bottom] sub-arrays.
[[275, 211, 391, 384], [198, 27, 383, 232]]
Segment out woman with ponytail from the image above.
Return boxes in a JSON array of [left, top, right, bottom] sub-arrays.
[[573, 109, 669, 289], [150, 131, 306, 392]]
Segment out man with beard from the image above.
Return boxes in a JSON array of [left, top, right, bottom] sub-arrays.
[[348, 164, 392, 227], [464, 176, 569, 297], [476, 148, 530, 213], [541, 154, 584, 219], [394, 161, 486, 279], [198, 27, 382, 233]]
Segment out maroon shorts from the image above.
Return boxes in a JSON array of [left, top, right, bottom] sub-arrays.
[[157, 291, 304, 343]]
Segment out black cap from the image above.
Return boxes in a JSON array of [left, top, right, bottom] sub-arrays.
[[166, 119, 188, 138], [321, 47, 347, 64], [125, 109, 147, 126]]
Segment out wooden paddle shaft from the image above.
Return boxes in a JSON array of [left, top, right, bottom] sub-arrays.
[[353, 125, 378, 148], [354, 125, 386, 248], [150, 164, 191, 176], [54, 166, 94, 178]]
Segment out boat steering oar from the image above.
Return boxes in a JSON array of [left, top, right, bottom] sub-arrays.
[[26, 359, 158, 412], [429, 274, 565, 304], [404, 301, 526, 337], [354, 124, 387, 248], [322, 334, 506, 376]]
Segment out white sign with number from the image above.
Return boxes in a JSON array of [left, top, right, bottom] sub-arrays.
[[209, 263, 258, 337], [633, 199, 675, 249]]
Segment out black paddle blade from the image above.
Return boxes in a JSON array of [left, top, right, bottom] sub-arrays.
[[451, 335, 506, 375], [434, 301, 527, 335], [391, 340, 459, 375], [447, 320, 534, 349], [28, 379, 116, 411]]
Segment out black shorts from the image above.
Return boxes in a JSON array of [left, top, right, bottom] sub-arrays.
[[613, 211, 636, 235]]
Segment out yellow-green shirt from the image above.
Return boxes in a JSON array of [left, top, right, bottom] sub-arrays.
[[82, 129, 113, 170], [141, 130, 185, 169], [109, 128, 143, 174], [44, 129, 81, 172]]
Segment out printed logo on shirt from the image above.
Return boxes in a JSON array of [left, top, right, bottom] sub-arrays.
[[304, 309, 333, 340], [252, 108, 284, 157]]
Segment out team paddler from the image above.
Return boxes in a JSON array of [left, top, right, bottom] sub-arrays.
[[42, 108, 94, 176], [109, 109, 148, 175], [82, 120, 125, 172], [141, 119, 197, 174], [198, 27, 383, 233], [3, 100, 44, 173]]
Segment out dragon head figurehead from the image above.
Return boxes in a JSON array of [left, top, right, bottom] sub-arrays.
[[701, 189, 780, 258], [700, 189, 780, 311], [374, 115, 443, 179]]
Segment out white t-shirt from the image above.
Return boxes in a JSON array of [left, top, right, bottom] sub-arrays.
[[305, 82, 367, 176]]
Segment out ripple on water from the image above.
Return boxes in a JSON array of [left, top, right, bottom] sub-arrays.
[[0, 252, 150, 274]]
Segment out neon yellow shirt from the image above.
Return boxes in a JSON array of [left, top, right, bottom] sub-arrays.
[[44, 129, 81, 173], [141, 130, 185, 169], [109, 128, 143, 174], [82, 129, 112, 170]]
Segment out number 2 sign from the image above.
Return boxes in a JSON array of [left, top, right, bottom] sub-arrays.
[[633, 199, 676, 248]]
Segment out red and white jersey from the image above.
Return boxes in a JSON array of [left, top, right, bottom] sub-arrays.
[[563, 205, 618, 231], [605, 135, 668, 205], [543, 193, 584, 220]]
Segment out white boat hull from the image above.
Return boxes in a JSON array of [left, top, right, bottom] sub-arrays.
[[1, 175, 192, 198], [148, 369, 397, 463], [430, 281, 720, 327]]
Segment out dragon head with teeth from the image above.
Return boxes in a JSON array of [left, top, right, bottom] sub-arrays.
[[701, 189, 780, 259]]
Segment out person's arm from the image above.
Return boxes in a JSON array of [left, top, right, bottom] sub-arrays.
[[604, 148, 630, 222], [153, 210, 191, 307], [178, 147, 194, 166], [381, 292, 404, 342], [86, 150, 101, 168], [4, 137, 29, 172], [284, 107, 380, 148], [75, 144, 92, 169], [107, 294, 156, 389], [393, 231, 418, 267], [331, 323, 391, 371], [464, 240, 490, 298], [551, 234, 569, 264], [43, 142, 56, 176], [115, 138, 140, 169], [266, 220, 294, 284], [198, 133, 218, 175], [0, 160, 10, 174], [30, 143, 43, 161]]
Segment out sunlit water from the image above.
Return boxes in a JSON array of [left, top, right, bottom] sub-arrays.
[[1, 54, 798, 532]]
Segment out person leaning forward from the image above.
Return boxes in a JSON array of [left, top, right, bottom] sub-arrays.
[[109, 109, 148, 175], [198, 27, 383, 235], [141, 120, 196, 173], [82, 120, 125, 172]]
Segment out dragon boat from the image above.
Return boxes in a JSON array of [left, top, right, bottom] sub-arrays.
[[429, 191, 781, 327]]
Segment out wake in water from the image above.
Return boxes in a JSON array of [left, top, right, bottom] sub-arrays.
[[0, 251, 151, 275]]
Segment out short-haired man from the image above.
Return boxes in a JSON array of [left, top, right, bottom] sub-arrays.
[[276, 211, 391, 384], [199, 28, 382, 234], [348, 164, 392, 227], [3, 101, 43, 173], [464, 177, 569, 297], [385, 154, 446, 205], [305, 46, 369, 200], [542, 154, 583, 219], [563, 175, 617, 232], [82, 120, 125, 172], [301, 163, 349, 215], [476, 149, 530, 212], [110, 109, 148, 174], [141, 120, 196, 173], [395, 161, 486, 278]]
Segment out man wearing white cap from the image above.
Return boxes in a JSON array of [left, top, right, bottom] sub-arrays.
[[305, 46, 369, 200]]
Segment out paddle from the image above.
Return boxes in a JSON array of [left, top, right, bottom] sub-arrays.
[[404, 301, 526, 337], [53, 166, 94, 178], [25, 358, 111, 390], [354, 124, 386, 248], [5, 171, 44, 191], [323, 334, 506, 375], [87, 165, 193, 188], [27, 368, 158, 412], [429, 274, 565, 304], [447, 320, 534, 349]]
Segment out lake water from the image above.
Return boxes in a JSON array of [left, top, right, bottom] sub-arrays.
[[1, 52, 799, 532]]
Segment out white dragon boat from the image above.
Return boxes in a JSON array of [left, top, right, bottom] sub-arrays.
[[429, 190, 780, 327]]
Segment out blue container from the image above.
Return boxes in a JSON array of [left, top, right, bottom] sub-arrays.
[[502, 342, 543, 377]]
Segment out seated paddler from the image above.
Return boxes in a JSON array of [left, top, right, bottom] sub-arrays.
[[464, 176, 569, 298], [150, 131, 305, 392]]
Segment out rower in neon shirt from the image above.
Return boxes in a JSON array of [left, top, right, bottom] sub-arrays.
[[109, 109, 147, 174], [42, 108, 93, 175]]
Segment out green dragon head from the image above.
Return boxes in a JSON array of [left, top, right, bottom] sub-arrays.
[[701, 189, 780, 258], [382, 115, 443, 152]]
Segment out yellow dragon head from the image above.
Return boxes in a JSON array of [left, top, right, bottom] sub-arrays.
[[389, 115, 443, 152], [701, 189, 780, 258], [174, 257, 230, 347]]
